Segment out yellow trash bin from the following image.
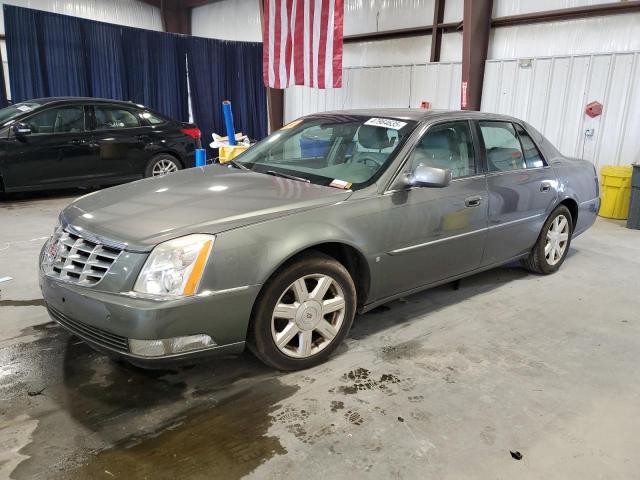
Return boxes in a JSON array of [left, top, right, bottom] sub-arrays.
[[599, 165, 632, 219], [219, 145, 249, 163]]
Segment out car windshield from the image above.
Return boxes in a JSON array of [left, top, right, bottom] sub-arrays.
[[0, 102, 42, 126], [235, 114, 417, 190]]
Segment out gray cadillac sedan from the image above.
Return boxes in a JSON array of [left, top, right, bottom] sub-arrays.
[[40, 109, 600, 370]]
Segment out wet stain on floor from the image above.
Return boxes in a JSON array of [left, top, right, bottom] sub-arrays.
[[59, 379, 297, 480]]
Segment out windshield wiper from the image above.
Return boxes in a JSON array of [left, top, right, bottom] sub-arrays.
[[226, 159, 250, 171], [265, 170, 310, 183]]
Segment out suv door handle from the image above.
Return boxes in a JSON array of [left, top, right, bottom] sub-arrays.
[[465, 195, 482, 207], [540, 182, 552, 192], [69, 138, 82, 145]]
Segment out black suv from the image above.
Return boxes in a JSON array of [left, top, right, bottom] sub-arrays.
[[0, 97, 202, 193]]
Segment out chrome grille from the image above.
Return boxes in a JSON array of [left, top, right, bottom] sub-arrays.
[[44, 229, 122, 286]]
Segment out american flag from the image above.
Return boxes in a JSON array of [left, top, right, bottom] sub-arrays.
[[262, 0, 344, 89]]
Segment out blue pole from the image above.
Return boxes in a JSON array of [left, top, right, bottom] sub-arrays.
[[195, 148, 206, 167], [222, 100, 237, 146]]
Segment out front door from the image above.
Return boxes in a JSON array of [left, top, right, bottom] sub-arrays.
[[378, 120, 489, 297], [89, 104, 151, 180], [477, 120, 559, 266], [3, 105, 96, 190]]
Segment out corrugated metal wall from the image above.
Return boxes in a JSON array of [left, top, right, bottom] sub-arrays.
[[283, 62, 461, 123], [482, 52, 640, 167]]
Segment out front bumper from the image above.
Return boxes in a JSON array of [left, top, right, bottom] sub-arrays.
[[39, 268, 261, 366]]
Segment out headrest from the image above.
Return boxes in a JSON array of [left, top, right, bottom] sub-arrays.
[[357, 125, 393, 150]]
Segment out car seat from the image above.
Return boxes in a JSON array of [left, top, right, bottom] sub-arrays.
[[351, 125, 394, 166], [54, 109, 83, 133]]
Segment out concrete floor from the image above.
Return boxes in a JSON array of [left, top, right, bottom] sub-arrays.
[[1, 190, 639, 480]]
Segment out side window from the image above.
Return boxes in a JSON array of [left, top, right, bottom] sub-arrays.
[[25, 106, 85, 134], [479, 121, 526, 172], [514, 124, 545, 168], [409, 121, 476, 178], [141, 111, 167, 125], [94, 106, 140, 130]]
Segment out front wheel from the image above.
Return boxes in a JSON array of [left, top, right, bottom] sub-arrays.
[[248, 253, 357, 371], [522, 205, 573, 274]]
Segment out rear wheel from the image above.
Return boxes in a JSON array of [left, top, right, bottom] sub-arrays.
[[522, 205, 573, 274], [248, 253, 356, 371], [144, 154, 181, 178]]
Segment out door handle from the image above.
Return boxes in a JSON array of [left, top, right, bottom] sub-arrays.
[[465, 195, 482, 207], [540, 182, 551, 192], [69, 138, 82, 145]]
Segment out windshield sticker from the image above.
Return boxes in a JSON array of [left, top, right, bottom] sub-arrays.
[[329, 179, 352, 190], [364, 117, 407, 130], [281, 118, 304, 130], [16, 105, 33, 112]]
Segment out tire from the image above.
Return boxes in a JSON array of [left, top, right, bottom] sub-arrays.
[[144, 154, 181, 178], [248, 252, 357, 371], [522, 205, 573, 275]]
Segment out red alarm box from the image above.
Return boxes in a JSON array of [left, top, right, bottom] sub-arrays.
[[585, 101, 603, 118]]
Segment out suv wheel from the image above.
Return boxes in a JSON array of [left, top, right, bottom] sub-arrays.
[[249, 253, 357, 371]]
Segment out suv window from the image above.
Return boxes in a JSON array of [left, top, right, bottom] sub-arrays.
[[25, 106, 85, 134], [514, 124, 545, 168], [408, 121, 476, 178], [479, 121, 526, 172], [141, 111, 167, 125], [94, 106, 140, 130]]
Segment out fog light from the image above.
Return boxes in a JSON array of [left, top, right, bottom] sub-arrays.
[[129, 334, 216, 357]]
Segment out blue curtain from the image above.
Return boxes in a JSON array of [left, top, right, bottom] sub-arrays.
[[3, 4, 267, 139], [84, 23, 127, 101], [122, 28, 188, 122], [4, 6, 48, 99], [186, 37, 267, 147]]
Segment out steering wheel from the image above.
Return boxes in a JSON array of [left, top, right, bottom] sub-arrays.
[[354, 156, 381, 168]]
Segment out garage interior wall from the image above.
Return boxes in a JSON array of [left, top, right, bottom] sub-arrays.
[[0, 0, 162, 99]]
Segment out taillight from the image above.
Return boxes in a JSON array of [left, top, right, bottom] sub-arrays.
[[181, 127, 201, 140]]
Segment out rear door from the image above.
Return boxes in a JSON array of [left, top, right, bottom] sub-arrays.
[[477, 120, 558, 266], [379, 120, 489, 296], [89, 104, 152, 179], [3, 104, 96, 189]]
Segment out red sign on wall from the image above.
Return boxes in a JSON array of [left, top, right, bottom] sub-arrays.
[[461, 81, 468, 109]]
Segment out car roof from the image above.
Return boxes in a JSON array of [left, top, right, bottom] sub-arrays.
[[314, 108, 521, 123], [24, 97, 146, 108]]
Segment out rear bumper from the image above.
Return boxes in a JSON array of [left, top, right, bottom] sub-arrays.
[[39, 269, 261, 366], [574, 197, 600, 237]]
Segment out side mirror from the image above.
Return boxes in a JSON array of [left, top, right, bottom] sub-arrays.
[[12, 123, 31, 136], [406, 164, 452, 188]]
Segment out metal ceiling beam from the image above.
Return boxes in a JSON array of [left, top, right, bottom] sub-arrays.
[[429, 0, 446, 62], [461, 0, 492, 110]]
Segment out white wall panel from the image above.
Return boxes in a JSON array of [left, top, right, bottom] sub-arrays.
[[191, 0, 261, 42], [410, 62, 461, 109], [482, 52, 640, 168], [440, 31, 462, 61], [284, 62, 461, 122], [493, 0, 615, 17], [344, 0, 436, 36], [0, 0, 162, 34], [488, 14, 640, 60], [443, 0, 463, 23], [344, 36, 431, 67]]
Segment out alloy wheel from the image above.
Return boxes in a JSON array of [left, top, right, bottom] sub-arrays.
[[151, 159, 179, 177], [545, 214, 570, 266], [271, 273, 346, 358]]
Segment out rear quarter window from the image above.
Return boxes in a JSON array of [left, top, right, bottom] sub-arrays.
[[141, 111, 167, 125]]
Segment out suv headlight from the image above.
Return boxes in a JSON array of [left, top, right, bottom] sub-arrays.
[[133, 234, 214, 297]]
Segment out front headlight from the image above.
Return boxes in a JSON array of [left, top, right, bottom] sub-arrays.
[[133, 234, 214, 297]]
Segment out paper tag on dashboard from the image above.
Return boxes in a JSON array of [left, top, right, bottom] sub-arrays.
[[364, 117, 407, 130], [329, 179, 352, 189], [16, 105, 33, 112]]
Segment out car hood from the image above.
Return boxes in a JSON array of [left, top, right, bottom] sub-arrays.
[[60, 165, 352, 251]]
